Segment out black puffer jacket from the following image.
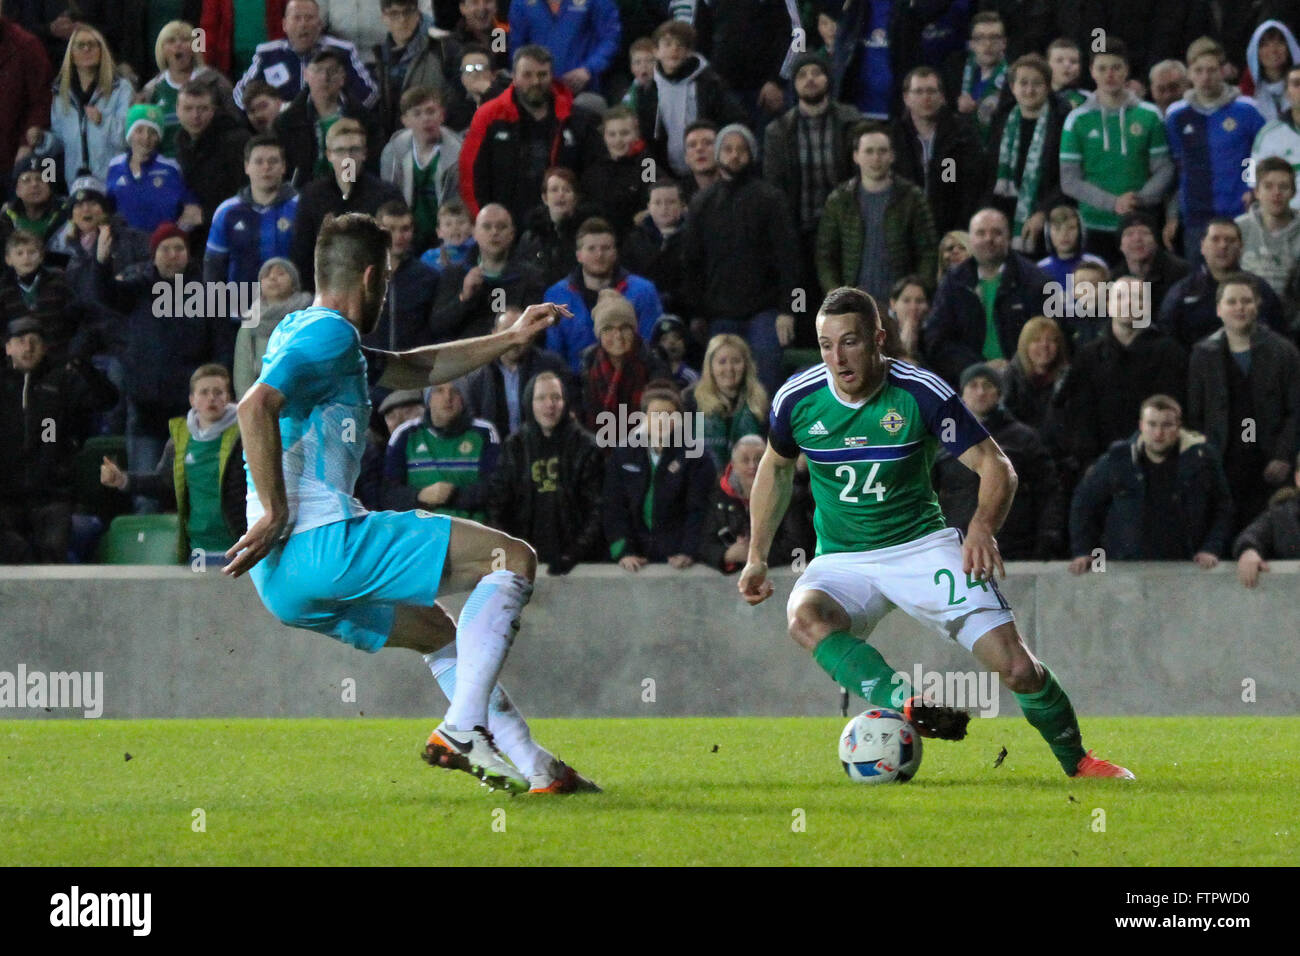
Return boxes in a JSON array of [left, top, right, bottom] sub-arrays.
[[0, 355, 118, 504], [1068, 430, 1234, 560], [933, 404, 1066, 559]]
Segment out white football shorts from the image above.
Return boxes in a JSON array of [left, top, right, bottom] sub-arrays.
[[787, 527, 1015, 652]]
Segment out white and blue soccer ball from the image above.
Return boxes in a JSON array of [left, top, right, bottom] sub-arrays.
[[838, 709, 923, 783]]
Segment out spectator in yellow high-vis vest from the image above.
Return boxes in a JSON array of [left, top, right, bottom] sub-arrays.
[[100, 364, 248, 565]]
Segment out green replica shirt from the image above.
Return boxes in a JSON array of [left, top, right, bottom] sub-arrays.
[[978, 273, 1003, 360], [149, 77, 183, 157], [183, 436, 236, 553], [768, 360, 989, 554], [410, 146, 441, 251], [390, 417, 500, 521], [1059, 97, 1168, 232]]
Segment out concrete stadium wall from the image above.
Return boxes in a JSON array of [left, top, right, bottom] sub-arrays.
[[1, 563, 1297, 720]]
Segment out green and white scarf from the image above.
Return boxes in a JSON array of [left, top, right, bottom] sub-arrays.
[[992, 105, 1048, 235], [962, 53, 1007, 142]]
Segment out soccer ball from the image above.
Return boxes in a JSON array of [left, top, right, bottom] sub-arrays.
[[838, 709, 923, 783]]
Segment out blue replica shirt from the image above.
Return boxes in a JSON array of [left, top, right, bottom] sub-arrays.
[[247, 306, 371, 535], [1166, 95, 1267, 224], [233, 36, 378, 109], [105, 152, 198, 233], [206, 185, 299, 284], [508, 0, 622, 90], [854, 0, 894, 119]]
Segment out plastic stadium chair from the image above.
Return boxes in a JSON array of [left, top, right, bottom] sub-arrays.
[[97, 514, 181, 565]]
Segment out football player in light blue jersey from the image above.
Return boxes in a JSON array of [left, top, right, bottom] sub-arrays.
[[224, 212, 598, 794]]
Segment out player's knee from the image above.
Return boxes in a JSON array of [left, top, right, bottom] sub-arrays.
[[1001, 655, 1043, 694], [501, 536, 537, 583], [787, 604, 833, 652]]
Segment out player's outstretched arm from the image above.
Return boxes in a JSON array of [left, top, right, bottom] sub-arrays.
[[224, 384, 289, 578], [738, 442, 797, 606], [368, 302, 573, 390], [956, 436, 1018, 581]]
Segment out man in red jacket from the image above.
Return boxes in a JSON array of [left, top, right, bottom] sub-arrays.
[[458, 43, 600, 227], [0, 8, 53, 186]]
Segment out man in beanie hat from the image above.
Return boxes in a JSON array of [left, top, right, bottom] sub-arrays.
[[1110, 211, 1190, 319], [933, 361, 1064, 558], [232, 257, 311, 397], [106, 103, 203, 234], [764, 52, 862, 298], [382, 379, 501, 523], [1, 156, 65, 249], [681, 122, 800, 394], [46, 175, 151, 279]]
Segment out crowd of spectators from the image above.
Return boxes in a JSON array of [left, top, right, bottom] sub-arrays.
[[3, 0, 1300, 586]]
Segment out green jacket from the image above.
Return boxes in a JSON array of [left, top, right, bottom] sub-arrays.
[[815, 175, 938, 295]]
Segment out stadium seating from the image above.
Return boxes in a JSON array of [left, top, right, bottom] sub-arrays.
[[97, 514, 181, 565]]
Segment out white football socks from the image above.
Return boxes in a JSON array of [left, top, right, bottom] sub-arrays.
[[423, 646, 552, 780], [441, 569, 533, 733]]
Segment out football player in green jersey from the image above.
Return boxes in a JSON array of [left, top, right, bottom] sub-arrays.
[[739, 287, 1134, 779]]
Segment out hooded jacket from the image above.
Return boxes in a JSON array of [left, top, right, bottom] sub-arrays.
[[373, 21, 458, 136], [1059, 89, 1174, 233], [1166, 85, 1266, 226], [1235, 203, 1300, 296], [1069, 428, 1233, 560], [47, 74, 134, 185], [1242, 19, 1300, 123], [486, 373, 605, 565], [233, 285, 312, 398], [462, 346, 571, 441], [635, 53, 748, 176], [379, 126, 462, 211]]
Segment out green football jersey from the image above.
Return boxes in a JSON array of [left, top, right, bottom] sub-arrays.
[[1059, 95, 1168, 232], [769, 360, 989, 554]]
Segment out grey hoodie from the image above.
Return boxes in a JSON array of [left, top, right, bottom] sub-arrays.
[[1235, 203, 1300, 295]]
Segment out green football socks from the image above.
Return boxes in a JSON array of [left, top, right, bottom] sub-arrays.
[[812, 631, 911, 709], [1014, 665, 1086, 775]]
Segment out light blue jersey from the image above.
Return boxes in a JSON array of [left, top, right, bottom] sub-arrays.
[[247, 306, 371, 535]]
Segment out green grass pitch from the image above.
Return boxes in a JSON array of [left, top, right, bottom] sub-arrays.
[[3, 716, 1296, 866]]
